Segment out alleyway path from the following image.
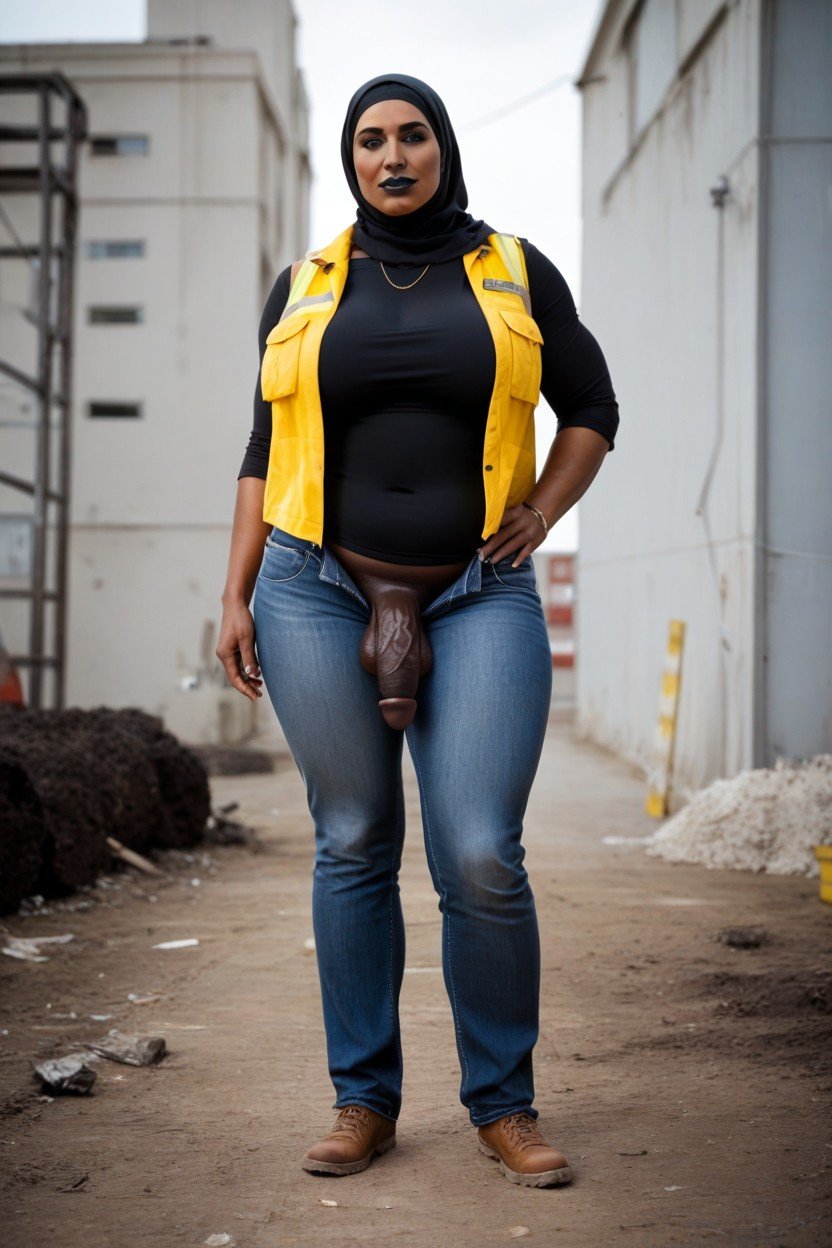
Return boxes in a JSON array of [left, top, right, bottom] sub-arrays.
[[2, 709, 830, 1247]]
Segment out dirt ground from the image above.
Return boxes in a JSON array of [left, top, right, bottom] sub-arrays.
[[1, 706, 831, 1248]]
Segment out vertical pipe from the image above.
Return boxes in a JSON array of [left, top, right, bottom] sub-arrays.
[[696, 171, 730, 780], [54, 90, 85, 710], [754, 0, 774, 766], [29, 82, 54, 708]]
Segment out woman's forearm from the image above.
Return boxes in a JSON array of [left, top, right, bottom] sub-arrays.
[[222, 476, 272, 606], [524, 426, 610, 529]]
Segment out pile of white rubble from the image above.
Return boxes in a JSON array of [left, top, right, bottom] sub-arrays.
[[643, 754, 832, 875]]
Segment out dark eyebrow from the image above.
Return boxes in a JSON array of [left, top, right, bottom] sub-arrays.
[[355, 121, 429, 139]]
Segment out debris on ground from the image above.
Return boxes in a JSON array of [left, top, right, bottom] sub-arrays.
[[106, 837, 167, 877], [717, 926, 770, 949], [71, 1029, 167, 1067], [2, 934, 75, 962], [32, 1054, 98, 1095], [643, 754, 832, 874], [57, 1174, 90, 1192], [203, 801, 262, 848]]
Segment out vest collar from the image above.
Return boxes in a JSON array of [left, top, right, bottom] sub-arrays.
[[304, 224, 354, 272], [305, 223, 494, 272]]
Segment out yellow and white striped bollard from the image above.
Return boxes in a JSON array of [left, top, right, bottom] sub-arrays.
[[645, 619, 686, 818]]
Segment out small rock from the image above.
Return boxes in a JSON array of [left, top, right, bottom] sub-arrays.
[[717, 926, 769, 949]]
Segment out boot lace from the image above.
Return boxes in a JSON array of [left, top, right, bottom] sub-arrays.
[[330, 1104, 371, 1142], [502, 1111, 546, 1152]]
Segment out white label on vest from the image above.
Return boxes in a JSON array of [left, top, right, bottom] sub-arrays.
[[483, 278, 527, 298]]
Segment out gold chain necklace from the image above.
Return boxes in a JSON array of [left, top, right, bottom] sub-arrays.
[[379, 260, 431, 290]]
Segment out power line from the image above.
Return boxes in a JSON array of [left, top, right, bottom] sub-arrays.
[[459, 73, 574, 135]]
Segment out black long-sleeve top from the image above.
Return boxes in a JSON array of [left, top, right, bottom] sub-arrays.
[[239, 238, 619, 565]]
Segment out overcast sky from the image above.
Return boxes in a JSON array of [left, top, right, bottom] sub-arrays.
[[0, 0, 603, 549]]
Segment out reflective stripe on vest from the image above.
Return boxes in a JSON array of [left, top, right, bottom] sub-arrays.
[[279, 258, 334, 322]]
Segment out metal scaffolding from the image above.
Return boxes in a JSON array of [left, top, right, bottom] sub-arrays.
[[0, 73, 87, 708]]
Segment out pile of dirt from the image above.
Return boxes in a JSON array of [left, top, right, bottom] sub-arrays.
[[0, 705, 210, 916], [615, 961, 832, 1079], [702, 966, 832, 1018], [687, 965, 832, 1077], [644, 754, 832, 874]]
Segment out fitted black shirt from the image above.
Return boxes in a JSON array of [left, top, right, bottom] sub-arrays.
[[239, 238, 619, 564]]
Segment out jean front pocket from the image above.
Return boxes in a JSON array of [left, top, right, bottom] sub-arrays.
[[488, 554, 539, 595], [259, 536, 311, 583]]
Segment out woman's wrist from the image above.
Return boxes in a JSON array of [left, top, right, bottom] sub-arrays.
[[521, 500, 549, 533], [222, 586, 252, 608]]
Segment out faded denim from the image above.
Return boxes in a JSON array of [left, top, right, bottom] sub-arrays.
[[252, 524, 552, 1127]]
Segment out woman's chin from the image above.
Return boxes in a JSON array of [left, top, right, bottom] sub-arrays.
[[369, 190, 426, 216]]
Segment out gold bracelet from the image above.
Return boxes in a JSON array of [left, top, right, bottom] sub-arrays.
[[522, 500, 549, 533]]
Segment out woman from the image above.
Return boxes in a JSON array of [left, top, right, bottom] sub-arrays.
[[218, 73, 619, 1189]]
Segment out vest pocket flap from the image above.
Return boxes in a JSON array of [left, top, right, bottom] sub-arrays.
[[499, 307, 544, 345], [499, 309, 543, 403], [265, 311, 312, 345], [262, 312, 311, 400]]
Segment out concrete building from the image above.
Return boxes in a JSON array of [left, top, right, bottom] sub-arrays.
[[0, 0, 310, 741], [572, 0, 831, 800]]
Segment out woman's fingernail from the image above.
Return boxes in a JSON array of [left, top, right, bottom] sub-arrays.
[[477, 550, 484, 561], [244, 665, 251, 674]]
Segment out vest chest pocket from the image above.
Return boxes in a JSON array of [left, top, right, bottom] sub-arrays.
[[261, 312, 312, 401], [499, 308, 544, 405]]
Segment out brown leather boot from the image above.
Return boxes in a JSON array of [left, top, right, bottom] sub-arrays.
[[477, 1112, 573, 1188], [301, 1104, 397, 1176]]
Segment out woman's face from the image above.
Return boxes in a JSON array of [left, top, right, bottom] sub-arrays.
[[352, 98, 442, 216]]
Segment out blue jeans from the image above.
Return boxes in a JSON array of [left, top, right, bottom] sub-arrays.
[[252, 524, 552, 1128]]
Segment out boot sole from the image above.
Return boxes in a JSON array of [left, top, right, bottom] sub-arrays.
[[478, 1140, 574, 1188], [301, 1132, 396, 1176]]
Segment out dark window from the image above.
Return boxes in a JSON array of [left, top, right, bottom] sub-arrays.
[[90, 134, 150, 156], [84, 240, 145, 259], [87, 306, 144, 325], [87, 401, 142, 419]]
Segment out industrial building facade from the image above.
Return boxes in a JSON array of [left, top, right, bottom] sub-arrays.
[[0, 0, 310, 741], [574, 0, 830, 797]]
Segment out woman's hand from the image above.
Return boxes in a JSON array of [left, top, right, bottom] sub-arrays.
[[216, 600, 263, 702], [477, 503, 548, 567], [477, 429, 611, 566], [219, 478, 271, 701]]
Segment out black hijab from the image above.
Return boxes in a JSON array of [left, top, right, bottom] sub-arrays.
[[340, 72, 494, 265]]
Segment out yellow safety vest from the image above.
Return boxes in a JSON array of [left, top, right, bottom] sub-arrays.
[[260, 223, 543, 545]]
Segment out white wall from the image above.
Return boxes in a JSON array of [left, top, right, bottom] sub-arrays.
[[575, 0, 763, 796]]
